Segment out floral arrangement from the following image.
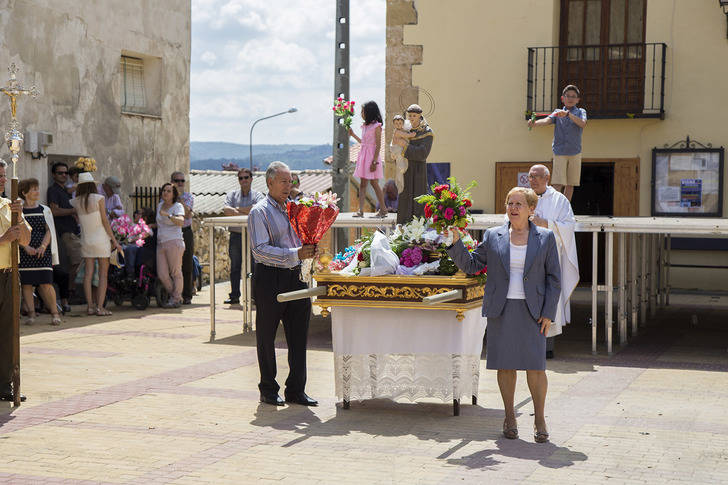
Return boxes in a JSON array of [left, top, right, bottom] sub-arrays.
[[326, 216, 487, 283], [75, 157, 97, 173], [333, 97, 355, 129], [415, 176, 475, 233], [110, 214, 152, 247], [287, 191, 340, 247]]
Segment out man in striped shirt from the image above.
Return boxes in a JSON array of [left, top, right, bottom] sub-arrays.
[[249, 161, 317, 407]]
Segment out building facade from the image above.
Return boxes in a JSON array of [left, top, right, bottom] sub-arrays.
[[0, 0, 191, 209], [386, 0, 728, 290]]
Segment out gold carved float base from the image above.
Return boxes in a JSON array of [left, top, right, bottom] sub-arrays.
[[313, 272, 483, 321]]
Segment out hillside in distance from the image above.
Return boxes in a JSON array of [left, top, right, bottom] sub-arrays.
[[191, 142, 334, 171]]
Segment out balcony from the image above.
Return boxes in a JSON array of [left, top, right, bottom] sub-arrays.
[[526, 43, 667, 120]]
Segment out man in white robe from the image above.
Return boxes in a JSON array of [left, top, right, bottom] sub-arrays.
[[528, 164, 579, 357]]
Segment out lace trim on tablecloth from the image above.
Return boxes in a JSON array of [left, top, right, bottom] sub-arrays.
[[334, 353, 481, 403]]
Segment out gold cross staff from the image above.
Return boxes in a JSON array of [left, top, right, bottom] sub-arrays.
[[1, 63, 38, 407]]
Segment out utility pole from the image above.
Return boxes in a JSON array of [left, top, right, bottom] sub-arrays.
[[332, 0, 350, 250]]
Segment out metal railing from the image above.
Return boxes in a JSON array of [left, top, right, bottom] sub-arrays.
[[130, 186, 160, 212], [526, 43, 667, 119]]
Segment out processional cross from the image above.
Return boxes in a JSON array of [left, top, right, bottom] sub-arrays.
[[1, 63, 38, 407]]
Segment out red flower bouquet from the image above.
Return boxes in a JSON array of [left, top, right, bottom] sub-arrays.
[[287, 192, 340, 245], [415, 177, 476, 233], [333, 97, 355, 129]]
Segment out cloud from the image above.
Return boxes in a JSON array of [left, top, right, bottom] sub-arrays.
[[190, 0, 385, 144]]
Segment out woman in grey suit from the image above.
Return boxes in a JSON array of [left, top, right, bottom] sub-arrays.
[[447, 187, 561, 443]]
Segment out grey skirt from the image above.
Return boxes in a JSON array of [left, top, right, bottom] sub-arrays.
[[485, 298, 546, 370]]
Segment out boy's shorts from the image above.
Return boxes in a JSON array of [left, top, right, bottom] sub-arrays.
[[552, 153, 582, 186]]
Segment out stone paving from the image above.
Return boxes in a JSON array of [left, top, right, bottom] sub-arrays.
[[1, 285, 727, 484]]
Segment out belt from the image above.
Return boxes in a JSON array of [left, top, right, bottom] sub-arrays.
[[258, 263, 301, 272]]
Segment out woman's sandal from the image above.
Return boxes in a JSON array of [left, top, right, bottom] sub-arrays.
[[87, 307, 96, 316], [503, 419, 518, 440], [95, 308, 112, 316], [534, 425, 549, 443], [352, 211, 364, 218], [51, 314, 62, 326], [369, 210, 388, 218]]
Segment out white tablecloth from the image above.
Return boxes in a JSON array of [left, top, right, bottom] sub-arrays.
[[331, 307, 487, 403]]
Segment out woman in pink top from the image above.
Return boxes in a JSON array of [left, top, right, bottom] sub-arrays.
[[348, 101, 387, 218]]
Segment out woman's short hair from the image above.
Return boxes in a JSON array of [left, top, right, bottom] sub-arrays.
[[505, 186, 538, 209], [18, 178, 39, 200]]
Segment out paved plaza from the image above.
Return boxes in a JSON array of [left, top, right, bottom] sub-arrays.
[[1, 285, 727, 484]]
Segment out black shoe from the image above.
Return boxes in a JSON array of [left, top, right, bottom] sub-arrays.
[[0, 392, 26, 402], [259, 393, 285, 406], [284, 392, 318, 406], [224, 298, 240, 305], [61, 304, 72, 314], [182, 298, 192, 305], [546, 350, 554, 359]]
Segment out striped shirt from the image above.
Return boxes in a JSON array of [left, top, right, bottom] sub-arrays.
[[248, 195, 301, 269], [179, 191, 194, 228]]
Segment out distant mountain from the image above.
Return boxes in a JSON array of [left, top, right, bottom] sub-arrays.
[[190, 141, 334, 171]]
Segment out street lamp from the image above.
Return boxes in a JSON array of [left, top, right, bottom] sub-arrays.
[[249, 107, 298, 172]]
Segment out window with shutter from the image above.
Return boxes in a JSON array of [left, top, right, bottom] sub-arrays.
[[121, 56, 147, 113]]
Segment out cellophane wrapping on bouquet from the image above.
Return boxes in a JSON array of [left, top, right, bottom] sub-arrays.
[[287, 191, 340, 245]]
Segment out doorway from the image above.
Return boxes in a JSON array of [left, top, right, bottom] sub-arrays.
[[559, 0, 647, 116], [571, 162, 614, 284]]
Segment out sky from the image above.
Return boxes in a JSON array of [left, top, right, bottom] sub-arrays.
[[190, 0, 385, 145]]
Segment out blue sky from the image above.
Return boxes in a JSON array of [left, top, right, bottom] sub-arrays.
[[190, 0, 385, 145]]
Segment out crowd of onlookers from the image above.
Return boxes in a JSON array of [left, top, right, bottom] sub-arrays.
[[8, 162, 197, 325]]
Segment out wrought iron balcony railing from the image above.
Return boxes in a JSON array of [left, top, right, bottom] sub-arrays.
[[526, 43, 667, 120]]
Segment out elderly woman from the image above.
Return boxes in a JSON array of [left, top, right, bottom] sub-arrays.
[[447, 187, 561, 443]]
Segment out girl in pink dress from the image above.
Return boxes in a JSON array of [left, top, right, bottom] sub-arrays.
[[348, 101, 387, 218]]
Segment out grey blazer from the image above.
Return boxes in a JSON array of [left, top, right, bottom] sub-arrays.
[[447, 222, 561, 321]]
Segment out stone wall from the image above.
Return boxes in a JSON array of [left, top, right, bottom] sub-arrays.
[[192, 216, 230, 285], [0, 0, 191, 210]]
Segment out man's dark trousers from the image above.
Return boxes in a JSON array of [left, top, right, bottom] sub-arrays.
[[0, 272, 15, 395], [252, 263, 311, 397], [228, 232, 242, 299], [181, 226, 194, 301]]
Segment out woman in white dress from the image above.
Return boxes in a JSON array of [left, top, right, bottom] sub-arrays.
[[70, 172, 122, 316]]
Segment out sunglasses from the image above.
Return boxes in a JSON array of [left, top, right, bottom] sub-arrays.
[[239, 175, 251, 180], [173, 179, 185, 183]]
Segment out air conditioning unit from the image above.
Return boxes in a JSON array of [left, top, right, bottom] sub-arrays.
[[24, 131, 53, 159]]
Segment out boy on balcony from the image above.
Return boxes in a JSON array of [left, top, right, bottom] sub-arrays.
[[528, 84, 587, 201]]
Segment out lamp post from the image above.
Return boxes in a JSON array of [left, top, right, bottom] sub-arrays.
[[248, 107, 298, 172]]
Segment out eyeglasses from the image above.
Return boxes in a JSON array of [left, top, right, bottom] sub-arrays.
[[173, 179, 185, 183], [506, 202, 526, 209], [238, 175, 251, 180]]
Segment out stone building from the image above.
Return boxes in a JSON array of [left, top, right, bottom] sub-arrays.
[[0, 0, 191, 209]]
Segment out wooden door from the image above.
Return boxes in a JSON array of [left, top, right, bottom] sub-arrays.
[[559, 0, 647, 116]]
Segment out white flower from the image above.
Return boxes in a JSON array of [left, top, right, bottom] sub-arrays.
[[402, 217, 426, 242]]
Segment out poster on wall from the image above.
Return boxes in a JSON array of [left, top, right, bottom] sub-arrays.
[[651, 146, 724, 217]]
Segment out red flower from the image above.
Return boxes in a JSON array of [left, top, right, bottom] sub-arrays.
[[449, 192, 457, 200], [350, 101, 355, 106], [433, 184, 449, 195], [424, 203, 432, 218], [464, 198, 472, 207], [357, 252, 364, 261]]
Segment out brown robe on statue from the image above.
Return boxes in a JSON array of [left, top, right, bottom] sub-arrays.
[[397, 124, 434, 224]]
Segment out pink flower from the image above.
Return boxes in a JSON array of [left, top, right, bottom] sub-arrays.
[[135, 238, 145, 247], [438, 204, 443, 210], [459, 206, 466, 216], [443, 207, 455, 220]]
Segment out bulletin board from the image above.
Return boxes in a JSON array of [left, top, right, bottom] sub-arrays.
[[651, 147, 724, 217]]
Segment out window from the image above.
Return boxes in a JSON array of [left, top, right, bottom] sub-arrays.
[[120, 53, 162, 117], [121, 56, 146, 113]]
